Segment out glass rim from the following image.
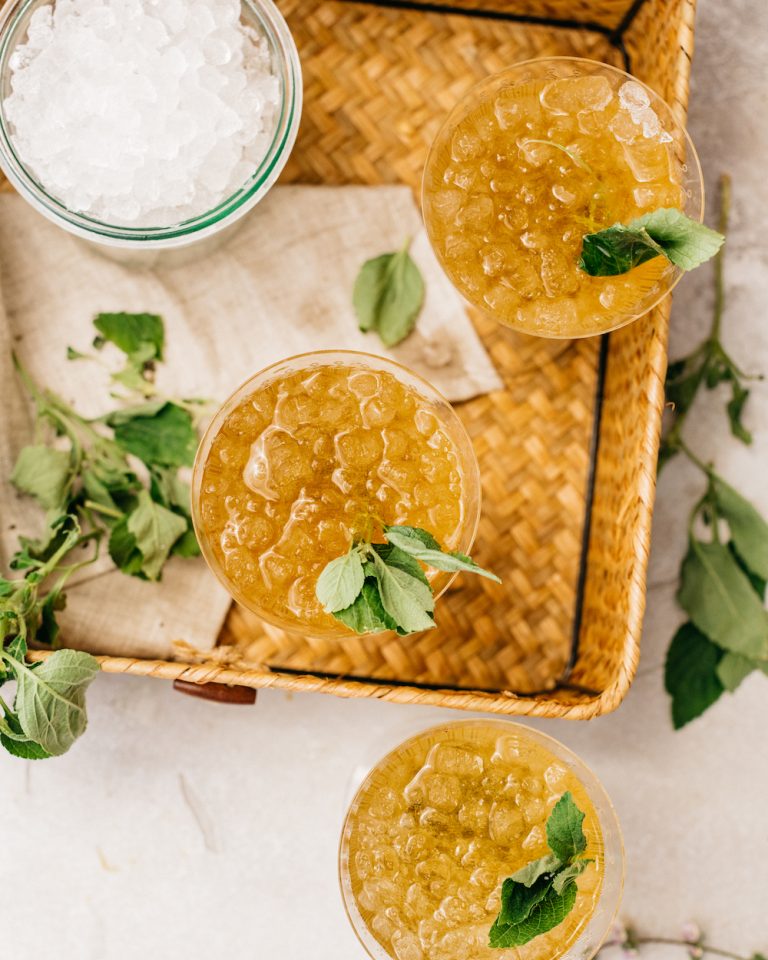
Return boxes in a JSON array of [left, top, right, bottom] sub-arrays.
[[338, 718, 626, 960], [421, 55, 706, 339], [191, 349, 483, 637], [0, 0, 303, 247]]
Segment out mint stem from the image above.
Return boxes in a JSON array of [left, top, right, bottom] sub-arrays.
[[601, 938, 750, 960]]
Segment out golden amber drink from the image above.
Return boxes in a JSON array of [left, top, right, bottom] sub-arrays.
[[422, 57, 704, 338], [192, 351, 480, 636], [339, 721, 624, 960]]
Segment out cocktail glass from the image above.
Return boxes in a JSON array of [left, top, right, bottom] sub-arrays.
[[191, 351, 481, 638], [422, 57, 704, 338], [339, 719, 624, 960]]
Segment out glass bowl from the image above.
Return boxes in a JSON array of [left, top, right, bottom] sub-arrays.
[[422, 56, 704, 339], [191, 350, 482, 639], [339, 719, 625, 960], [0, 0, 302, 265]]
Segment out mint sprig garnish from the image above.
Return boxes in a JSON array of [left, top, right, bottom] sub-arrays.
[[489, 792, 593, 949], [353, 239, 425, 348], [578, 208, 724, 277], [315, 525, 500, 635]]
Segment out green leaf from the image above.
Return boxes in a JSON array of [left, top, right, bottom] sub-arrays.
[[334, 579, 399, 634], [13, 649, 100, 757], [0, 712, 51, 759], [579, 208, 724, 276], [677, 539, 768, 658], [546, 792, 587, 862], [105, 399, 168, 426], [383, 526, 501, 583], [712, 477, 768, 579], [11, 445, 72, 511], [171, 525, 200, 558], [551, 859, 590, 895], [497, 875, 553, 927], [726, 380, 752, 444], [126, 490, 188, 581], [716, 652, 757, 692], [728, 541, 767, 600], [631, 208, 725, 271], [579, 224, 665, 276], [371, 542, 429, 585], [509, 853, 562, 887], [36, 587, 66, 647], [664, 622, 724, 729], [111, 403, 197, 468], [108, 516, 145, 577], [489, 882, 577, 948], [316, 548, 366, 613], [353, 246, 424, 347], [94, 312, 164, 362], [665, 355, 706, 418], [1, 732, 51, 760], [372, 552, 435, 633]]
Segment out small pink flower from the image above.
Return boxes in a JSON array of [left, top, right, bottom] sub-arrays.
[[622, 947, 639, 960], [681, 923, 702, 945], [688, 948, 704, 960], [608, 921, 628, 946]]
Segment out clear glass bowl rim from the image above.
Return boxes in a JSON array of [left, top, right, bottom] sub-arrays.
[[339, 718, 626, 960], [0, 0, 303, 247], [191, 349, 483, 637], [420, 55, 706, 339]]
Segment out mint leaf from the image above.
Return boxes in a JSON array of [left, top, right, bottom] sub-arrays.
[[677, 540, 768, 658], [353, 244, 424, 347], [632, 208, 725, 271], [497, 875, 553, 926], [110, 402, 197, 468], [12, 649, 100, 757], [316, 548, 366, 613], [716, 652, 757, 693], [105, 399, 168, 426], [371, 542, 429, 585], [490, 883, 577, 948], [509, 853, 562, 887], [579, 208, 724, 276], [712, 477, 768, 580], [108, 516, 145, 577], [664, 622, 724, 729], [0, 713, 50, 760], [371, 552, 435, 633], [126, 490, 187, 580], [334, 579, 399, 634], [551, 859, 591, 895], [11, 445, 72, 512], [94, 312, 164, 362], [728, 541, 767, 600], [546, 792, 587, 862], [383, 526, 501, 583]]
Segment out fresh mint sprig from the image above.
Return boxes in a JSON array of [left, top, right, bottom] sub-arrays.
[[579, 208, 724, 277], [2, 313, 210, 759], [489, 793, 593, 949], [353, 239, 425, 348], [660, 176, 768, 728], [316, 524, 499, 635]]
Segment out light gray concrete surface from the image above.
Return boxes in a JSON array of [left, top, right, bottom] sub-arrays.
[[1, 1, 767, 957]]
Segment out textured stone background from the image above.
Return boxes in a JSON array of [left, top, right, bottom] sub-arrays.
[[2, 1, 767, 957]]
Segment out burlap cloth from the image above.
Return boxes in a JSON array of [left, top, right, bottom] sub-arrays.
[[0, 185, 501, 660]]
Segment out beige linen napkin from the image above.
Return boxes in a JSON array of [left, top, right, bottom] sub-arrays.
[[0, 184, 501, 661]]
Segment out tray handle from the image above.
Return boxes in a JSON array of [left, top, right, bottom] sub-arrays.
[[173, 679, 257, 705]]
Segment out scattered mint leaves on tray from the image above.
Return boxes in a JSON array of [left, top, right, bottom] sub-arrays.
[[316, 524, 499, 635], [2, 313, 210, 760], [578, 208, 724, 277], [660, 176, 768, 728], [353, 239, 425, 347], [489, 793, 592, 949]]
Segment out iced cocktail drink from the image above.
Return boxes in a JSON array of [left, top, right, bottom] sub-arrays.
[[192, 352, 480, 636], [340, 720, 623, 960], [422, 57, 703, 337]]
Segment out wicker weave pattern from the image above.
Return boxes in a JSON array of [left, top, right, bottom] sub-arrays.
[[15, 0, 696, 718]]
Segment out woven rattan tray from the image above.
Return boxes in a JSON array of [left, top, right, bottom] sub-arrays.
[[20, 0, 696, 718]]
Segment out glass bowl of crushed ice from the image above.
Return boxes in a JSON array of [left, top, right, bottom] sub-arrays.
[[0, 0, 302, 262]]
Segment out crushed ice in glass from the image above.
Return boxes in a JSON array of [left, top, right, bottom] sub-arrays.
[[3, 0, 281, 227]]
